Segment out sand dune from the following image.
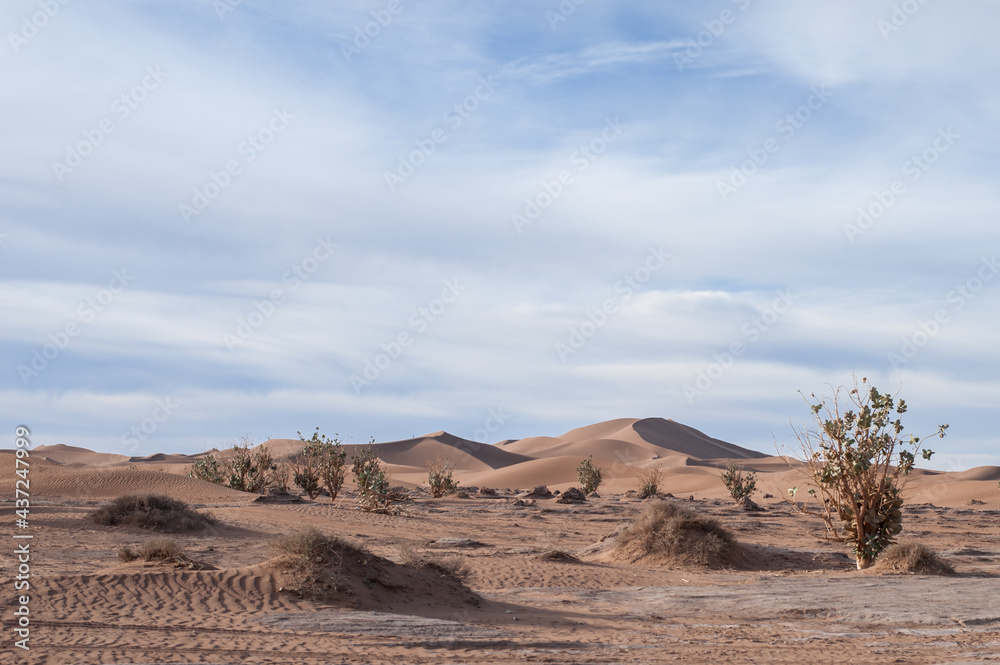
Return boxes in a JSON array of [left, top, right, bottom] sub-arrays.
[[500, 417, 765, 462], [30, 444, 132, 466]]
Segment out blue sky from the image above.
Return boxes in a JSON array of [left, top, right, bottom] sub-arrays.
[[2, 1, 997, 470]]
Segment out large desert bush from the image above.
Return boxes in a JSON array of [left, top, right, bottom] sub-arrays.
[[426, 455, 459, 498], [188, 434, 278, 494], [790, 376, 948, 569], [612, 500, 737, 568], [352, 442, 395, 513], [292, 428, 348, 501], [576, 456, 604, 494], [92, 494, 216, 532], [874, 542, 954, 575]]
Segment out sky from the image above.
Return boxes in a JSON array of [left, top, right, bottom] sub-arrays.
[[1, 0, 997, 471]]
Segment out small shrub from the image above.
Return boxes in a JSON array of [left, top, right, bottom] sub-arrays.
[[270, 528, 366, 597], [874, 542, 954, 575], [273, 462, 291, 492], [118, 537, 184, 563], [613, 500, 737, 568], [395, 543, 469, 580], [226, 436, 277, 493], [577, 456, 604, 494], [427, 455, 459, 498], [92, 494, 217, 532], [721, 461, 757, 502], [636, 466, 662, 498], [189, 454, 226, 485], [351, 441, 394, 513]]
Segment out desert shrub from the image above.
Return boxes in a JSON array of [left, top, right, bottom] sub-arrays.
[[395, 543, 469, 580], [790, 376, 948, 569], [874, 542, 954, 575], [427, 455, 459, 498], [189, 454, 226, 485], [118, 537, 184, 563], [273, 462, 291, 491], [270, 528, 367, 597], [188, 435, 278, 494], [636, 466, 662, 498], [613, 500, 736, 568], [291, 438, 322, 500], [351, 441, 395, 513], [92, 494, 216, 532], [293, 428, 348, 501], [226, 436, 277, 493], [721, 461, 757, 502], [577, 456, 604, 494]]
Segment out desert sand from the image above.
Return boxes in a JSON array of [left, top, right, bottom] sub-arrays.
[[3, 417, 999, 664]]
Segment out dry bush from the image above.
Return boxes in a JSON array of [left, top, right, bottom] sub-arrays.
[[395, 543, 470, 581], [118, 537, 184, 563], [270, 528, 367, 597], [874, 542, 954, 575], [92, 494, 217, 532], [636, 466, 663, 498], [426, 455, 459, 498], [613, 500, 737, 568]]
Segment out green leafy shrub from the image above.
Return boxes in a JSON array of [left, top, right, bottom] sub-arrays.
[[576, 456, 604, 494], [189, 454, 226, 485], [721, 461, 757, 502], [351, 441, 394, 513], [791, 376, 948, 569]]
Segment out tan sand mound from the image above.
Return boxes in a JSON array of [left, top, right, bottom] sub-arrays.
[[17, 461, 253, 502], [27, 444, 132, 466], [874, 542, 955, 575], [266, 528, 481, 612], [588, 500, 744, 569], [262, 431, 532, 473], [501, 417, 765, 462]]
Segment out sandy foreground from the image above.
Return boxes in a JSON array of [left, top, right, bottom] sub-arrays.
[[2, 417, 999, 664]]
